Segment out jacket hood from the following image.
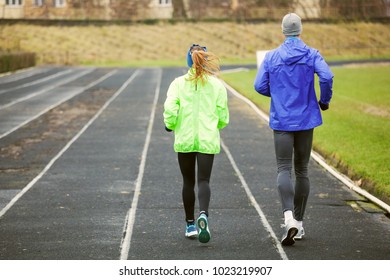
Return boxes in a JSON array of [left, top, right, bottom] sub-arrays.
[[279, 38, 310, 65]]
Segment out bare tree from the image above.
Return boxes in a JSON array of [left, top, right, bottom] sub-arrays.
[[109, 0, 150, 20], [320, 0, 387, 19], [172, 0, 187, 18]]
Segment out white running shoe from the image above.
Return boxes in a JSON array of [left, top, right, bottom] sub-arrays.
[[281, 219, 298, 246], [294, 227, 305, 240]]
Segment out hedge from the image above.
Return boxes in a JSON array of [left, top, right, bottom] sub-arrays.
[[0, 52, 36, 73]]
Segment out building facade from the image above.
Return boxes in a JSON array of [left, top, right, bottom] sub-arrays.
[[0, 0, 173, 20], [0, 0, 388, 21]]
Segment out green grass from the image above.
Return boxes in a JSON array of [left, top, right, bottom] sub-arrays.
[[1, 22, 389, 66], [220, 65, 390, 204]]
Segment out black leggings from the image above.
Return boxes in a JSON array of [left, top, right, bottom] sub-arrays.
[[178, 152, 214, 222]]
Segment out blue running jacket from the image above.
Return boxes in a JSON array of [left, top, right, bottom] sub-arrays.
[[254, 38, 334, 131]]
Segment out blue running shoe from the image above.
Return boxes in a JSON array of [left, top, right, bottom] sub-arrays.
[[197, 214, 210, 243], [185, 224, 198, 239]]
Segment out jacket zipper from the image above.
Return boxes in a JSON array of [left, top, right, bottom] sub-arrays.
[[193, 81, 199, 150]]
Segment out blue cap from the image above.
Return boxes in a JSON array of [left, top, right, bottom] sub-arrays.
[[187, 44, 207, 67]]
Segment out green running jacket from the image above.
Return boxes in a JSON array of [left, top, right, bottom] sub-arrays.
[[163, 70, 229, 154]]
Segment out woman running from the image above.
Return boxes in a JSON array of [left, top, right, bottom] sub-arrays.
[[163, 44, 229, 243]]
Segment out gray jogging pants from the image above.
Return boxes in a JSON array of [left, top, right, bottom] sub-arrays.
[[273, 129, 313, 221]]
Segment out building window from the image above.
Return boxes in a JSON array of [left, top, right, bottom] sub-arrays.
[[158, 0, 171, 6], [53, 0, 65, 7], [34, 0, 45, 6], [5, 0, 23, 6]]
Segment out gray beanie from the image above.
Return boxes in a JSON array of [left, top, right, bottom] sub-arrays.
[[282, 13, 302, 36]]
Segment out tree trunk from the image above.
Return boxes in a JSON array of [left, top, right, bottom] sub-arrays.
[[172, 0, 187, 18]]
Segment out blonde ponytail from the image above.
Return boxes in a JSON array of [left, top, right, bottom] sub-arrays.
[[188, 50, 220, 85]]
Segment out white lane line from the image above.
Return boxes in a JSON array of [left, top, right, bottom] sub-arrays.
[[0, 67, 50, 84], [120, 68, 162, 260], [0, 69, 116, 140], [220, 67, 250, 74], [0, 68, 93, 110], [0, 69, 140, 220], [220, 80, 269, 122], [0, 68, 73, 95], [221, 79, 390, 214], [220, 139, 289, 260]]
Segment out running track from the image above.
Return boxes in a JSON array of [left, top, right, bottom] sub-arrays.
[[0, 66, 389, 260]]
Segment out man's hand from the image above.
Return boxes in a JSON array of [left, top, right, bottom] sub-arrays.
[[319, 101, 329, 111]]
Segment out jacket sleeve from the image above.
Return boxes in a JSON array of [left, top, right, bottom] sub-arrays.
[[216, 84, 229, 130], [314, 52, 334, 105], [254, 56, 271, 97], [163, 80, 180, 131]]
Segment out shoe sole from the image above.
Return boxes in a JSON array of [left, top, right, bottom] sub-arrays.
[[185, 232, 198, 239], [294, 234, 304, 241], [281, 227, 298, 246], [197, 216, 210, 243], [294, 231, 305, 241]]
